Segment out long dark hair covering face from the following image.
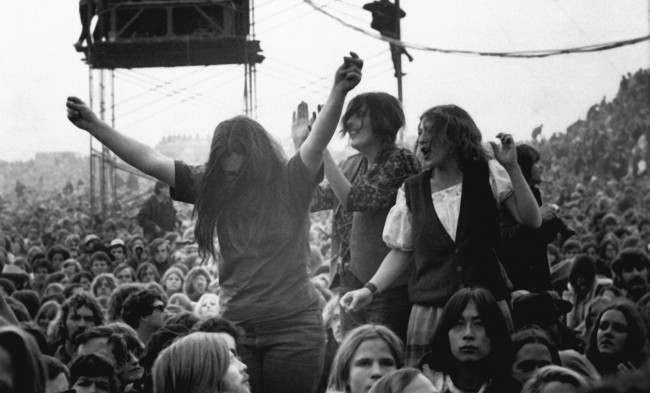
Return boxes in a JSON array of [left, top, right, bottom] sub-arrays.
[[417, 105, 487, 171], [424, 287, 513, 380], [195, 116, 287, 257], [585, 300, 647, 373], [340, 92, 404, 148]]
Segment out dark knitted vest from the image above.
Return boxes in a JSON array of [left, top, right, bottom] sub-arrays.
[[404, 160, 508, 306]]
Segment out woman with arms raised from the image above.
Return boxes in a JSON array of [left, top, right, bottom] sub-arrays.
[[341, 105, 541, 365], [66, 52, 363, 393]]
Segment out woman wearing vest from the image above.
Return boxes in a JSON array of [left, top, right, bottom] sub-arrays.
[[341, 105, 542, 366]]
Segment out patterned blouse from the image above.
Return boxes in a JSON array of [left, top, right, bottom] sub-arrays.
[[311, 146, 419, 270]]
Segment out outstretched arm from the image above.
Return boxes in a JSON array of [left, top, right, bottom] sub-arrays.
[[66, 96, 175, 186], [300, 52, 363, 176]]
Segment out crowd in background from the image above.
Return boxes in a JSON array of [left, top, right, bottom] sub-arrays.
[[0, 61, 649, 393]]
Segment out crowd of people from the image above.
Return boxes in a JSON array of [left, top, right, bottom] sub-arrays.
[[0, 53, 649, 393]]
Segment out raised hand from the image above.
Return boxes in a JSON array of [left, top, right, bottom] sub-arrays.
[[291, 101, 311, 149], [333, 52, 363, 93], [490, 132, 518, 170], [66, 96, 100, 131]]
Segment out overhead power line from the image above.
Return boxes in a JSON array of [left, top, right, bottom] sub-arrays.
[[303, 0, 650, 58]]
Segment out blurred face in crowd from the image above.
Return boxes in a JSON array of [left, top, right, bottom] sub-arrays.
[[153, 244, 168, 264], [448, 301, 491, 363], [77, 337, 144, 384], [38, 309, 58, 332], [164, 273, 182, 293], [348, 338, 397, 393], [620, 263, 648, 297], [51, 252, 65, 268], [220, 153, 245, 185], [91, 259, 109, 276], [597, 309, 628, 356], [193, 275, 208, 294], [330, 304, 343, 343], [585, 246, 598, 260], [143, 299, 166, 330], [604, 244, 617, 261], [141, 267, 157, 283], [197, 294, 221, 317], [132, 239, 145, 259], [221, 347, 250, 393], [34, 266, 49, 282], [512, 343, 554, 385], [110, 247, 125, 264], [46, 371, 69, 393], [95, 278, 113, 298], [115, 267, 134, 285], [66, 306, 97, 342], [530, 161, 543, 185], [72, 376, 111, 393], [63, 263, 78, 279]]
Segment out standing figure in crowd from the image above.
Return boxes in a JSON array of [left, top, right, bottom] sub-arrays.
[[307, 92, 418, 342], [153, 332, 250, 393], [327, 324, 404, 393], [498, 144, 571, 292], [418, 287, 519, 393], [611, 248, 649, 302], [67, 52, 363, 393], [342, 105, 541, 365], [137, 182, 177, 243], [585, 300, 647, 377]]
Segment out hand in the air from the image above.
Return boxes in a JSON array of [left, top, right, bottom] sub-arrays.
[[333, 52, 363, 93], [490, 133, 518, 170], [291, 101, 311, 149], [66, 96, 100, 131]]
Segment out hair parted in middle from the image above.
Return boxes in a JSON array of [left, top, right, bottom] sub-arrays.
[[194, 116, 288, 258], [340, 92, 404, 148], [327, 324, 405, 393], [152, 332, 231, 393], [416, 104, 488, 170], [424, 287, 513, 379]]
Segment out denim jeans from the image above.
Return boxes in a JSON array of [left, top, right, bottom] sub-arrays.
[[238, 305, 326, 393], [340, 267, 411, 343]]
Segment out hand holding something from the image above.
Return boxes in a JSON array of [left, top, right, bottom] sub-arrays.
[[490, 133, 518, 170], [333, 52, 363, 93], [66, 96, 100, 131], [339, 287, 373, 312]]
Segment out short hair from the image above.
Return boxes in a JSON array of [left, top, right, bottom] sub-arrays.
[[522, 365, 587, 393], [71, 270, 93, 285], [122, 288, 164, 329], [193, 316, 243, 342], [586, 300, 647, 369], [113, 263, 136, 281], [47, 244, 71, 263], [69, 354, 119, 393], [368, 367, 423, 393], [107, 283, 144, 322], [152, 332, 231, 393], [340, 92, 404, 148], [0, 325, 47, 393], [327, 324, 404, 392], [149, 238, 168, 258], [424, 287, 513, 378], [75, 325, 131, 366]]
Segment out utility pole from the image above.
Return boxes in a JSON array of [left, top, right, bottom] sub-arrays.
[[394, 0, 403, 143]]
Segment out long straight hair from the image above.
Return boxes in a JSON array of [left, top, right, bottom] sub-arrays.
[[425, 287, 513, 379], [0, 325, 47, 393], [153, 332, 230, 393], [194, 116, 287, 257]]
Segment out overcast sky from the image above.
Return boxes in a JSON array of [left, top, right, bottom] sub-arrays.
[[0, 0, 648, 161]]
